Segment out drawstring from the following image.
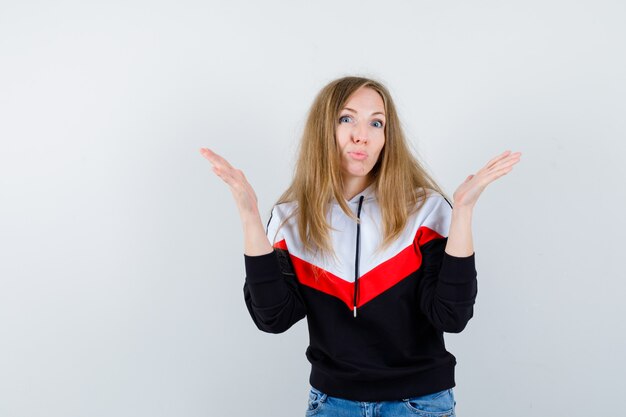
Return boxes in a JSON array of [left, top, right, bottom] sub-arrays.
[[353, 195, 365, 318]]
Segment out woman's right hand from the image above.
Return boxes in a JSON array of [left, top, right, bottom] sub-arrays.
[[200, 147, 273, 256], [199, 148, 259, 217]]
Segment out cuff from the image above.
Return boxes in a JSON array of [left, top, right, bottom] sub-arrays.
[[244, 250, 282, 284], [438, 251, 477, 284]]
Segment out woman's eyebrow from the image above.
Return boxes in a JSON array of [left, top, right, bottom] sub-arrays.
[[341, 107, 386, 117]]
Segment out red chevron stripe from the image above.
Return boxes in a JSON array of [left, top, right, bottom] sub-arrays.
[[273, 226, 445, 310], [357, 226, 444, 307]]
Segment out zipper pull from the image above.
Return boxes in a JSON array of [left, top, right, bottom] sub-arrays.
[[353, 306, 357, 317]]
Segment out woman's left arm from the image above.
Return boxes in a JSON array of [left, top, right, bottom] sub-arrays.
[[445, 150, 522, 257]]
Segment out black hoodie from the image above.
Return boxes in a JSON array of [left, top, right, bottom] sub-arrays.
[[243, 185, 477, 401]]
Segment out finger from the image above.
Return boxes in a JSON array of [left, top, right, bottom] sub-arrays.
[[483, 165, 516, 183], [500, 152, 522, 163], [200, 148, 222, 163], [482, 153, 521, 174], [200, 148, 235, 169], [211, 165, 229, 182], [484, 150, 523, 171], [200, 148, 218, 163], [199, 148, 215, 160], [211, 165, 250, 193], [483, 150, 511, 170], [212, 166, 239, 188], [491, 155, 522, 171]]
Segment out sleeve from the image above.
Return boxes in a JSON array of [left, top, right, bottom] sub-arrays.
[[415, 193, 478, 333], [243, 206, 307, 334]]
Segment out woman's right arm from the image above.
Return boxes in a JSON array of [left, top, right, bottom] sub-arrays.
[[200, 148, 306, 333]]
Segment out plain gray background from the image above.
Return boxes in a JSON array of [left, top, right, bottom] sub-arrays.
[[1, 0, 625, 416]]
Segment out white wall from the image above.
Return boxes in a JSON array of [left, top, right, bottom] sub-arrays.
[[1, 1, 624, 416]]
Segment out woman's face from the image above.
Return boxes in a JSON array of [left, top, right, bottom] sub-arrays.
[[335, 87, 386, 184]]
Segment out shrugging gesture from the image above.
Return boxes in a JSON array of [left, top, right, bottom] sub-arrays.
[[200, 76, 524, 412]]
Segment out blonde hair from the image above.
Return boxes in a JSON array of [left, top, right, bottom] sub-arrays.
[[273, 76, 450, 270]]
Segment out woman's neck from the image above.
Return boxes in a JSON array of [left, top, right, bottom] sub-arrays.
[[342, 176, 373, 201]]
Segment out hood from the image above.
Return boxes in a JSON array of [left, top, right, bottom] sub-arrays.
[[331, 182, 378, 206]]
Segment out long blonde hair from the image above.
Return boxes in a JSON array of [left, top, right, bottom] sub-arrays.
[[273, 76, 450, 263]]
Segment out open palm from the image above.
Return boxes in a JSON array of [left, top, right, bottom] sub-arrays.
[[199, 148, 259, 215], [453, 150, 522, 208]]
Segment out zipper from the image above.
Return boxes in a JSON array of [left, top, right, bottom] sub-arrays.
[[353, 195, 365, 318]]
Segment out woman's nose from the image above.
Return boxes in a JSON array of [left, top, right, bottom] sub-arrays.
[[352, 124, 368, 143]]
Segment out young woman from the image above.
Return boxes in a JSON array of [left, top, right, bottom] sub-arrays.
[[200, 76, 521, 416]]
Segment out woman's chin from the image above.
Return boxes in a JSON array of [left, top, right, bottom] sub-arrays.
[[343, 164, 373, 176]]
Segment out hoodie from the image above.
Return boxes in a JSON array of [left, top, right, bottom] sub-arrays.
[[243, 184, 477, 401]]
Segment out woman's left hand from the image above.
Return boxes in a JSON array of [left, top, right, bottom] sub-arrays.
[[453, 150, 522, 209]]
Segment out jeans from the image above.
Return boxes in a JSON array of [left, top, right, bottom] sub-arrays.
[[305, 386, 456, 417]]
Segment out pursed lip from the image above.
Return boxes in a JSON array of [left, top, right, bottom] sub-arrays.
[[348, 151, 368, 157]]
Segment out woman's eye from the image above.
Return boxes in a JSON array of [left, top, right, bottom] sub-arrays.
[[372, 120, 384, 128], [339, 115, 352, 123]]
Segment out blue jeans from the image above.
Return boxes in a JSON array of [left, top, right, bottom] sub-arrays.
[[305, 386, 456, 417]]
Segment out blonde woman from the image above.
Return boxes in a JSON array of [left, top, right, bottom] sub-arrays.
[[200, 76, 521, 416]]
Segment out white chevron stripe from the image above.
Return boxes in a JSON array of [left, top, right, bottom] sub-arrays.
[[267, 188, 451, 284]]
